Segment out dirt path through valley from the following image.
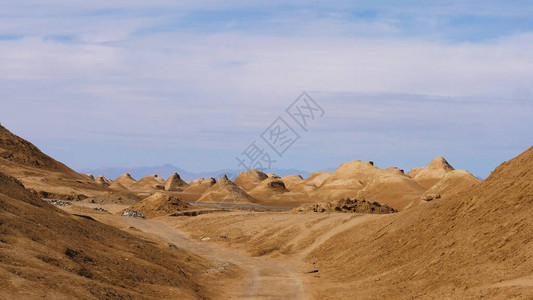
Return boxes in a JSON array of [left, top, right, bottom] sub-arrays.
[[124, 217, 306, 300]]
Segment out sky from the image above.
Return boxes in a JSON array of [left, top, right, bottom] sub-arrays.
[[0, 1, 532, 178]]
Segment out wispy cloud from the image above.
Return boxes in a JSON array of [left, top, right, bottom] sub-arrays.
[[0, 1, 532, 177]]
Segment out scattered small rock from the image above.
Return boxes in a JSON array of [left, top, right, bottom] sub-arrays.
[[42, 199, 72, 206], [293, 198, 397, 214], [306, 269, 319, 274], [92, 207, 110, 213], [121, 210, 147, 219], [200, 237, 211, 241]]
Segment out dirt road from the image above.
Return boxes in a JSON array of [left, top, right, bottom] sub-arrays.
[[123, 217, 306, 300]]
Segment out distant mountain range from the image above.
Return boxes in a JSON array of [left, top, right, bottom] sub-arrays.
[[79, 164, 316, 181]]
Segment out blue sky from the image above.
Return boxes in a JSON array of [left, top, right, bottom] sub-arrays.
[[0, 1, 532, 178]]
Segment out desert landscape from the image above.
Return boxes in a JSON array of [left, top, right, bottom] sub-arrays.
[[1, 1, 533, 299], [1, 122, 532, 299]]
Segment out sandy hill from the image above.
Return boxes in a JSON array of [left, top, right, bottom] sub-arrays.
[[127, 192, 189, 217], [288, 172, 331, 193], [108, 181, 126, 191], [421, 169, 481, 201], [197, 175, 257, 204], [94, 175, 111, 186], [114, 173, 137, 188], [309, 161, 380, 201], [233, 169, 268, 191], [184, 177, 216, 194], [280, 175, 304, 190], [164, 173, 189, 191], [309, 146, 533, 299], [0, 171, 213, 299], [407, 156, 455, 188], [308, 161, 426, 210], [0, 124, 79, 175], [266, 173, 281, 179], [248, 177, 289, 201], [355, 172, 426, 210], [0, 125, 105, 198], [132, 174, 165, 191]]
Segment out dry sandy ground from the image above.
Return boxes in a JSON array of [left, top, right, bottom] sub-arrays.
[[168, 210, 385, 299], [63, 204, 308, 299], [65, 202, 384, 299]]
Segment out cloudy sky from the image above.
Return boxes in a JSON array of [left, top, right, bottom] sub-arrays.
[[0, 1, 532, 178]]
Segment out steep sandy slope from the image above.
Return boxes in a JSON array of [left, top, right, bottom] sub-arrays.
[[164, 173, 189, 191], [0, 124, 79, 175], [127, 192, 189, 217], [0, 125, 104, 197], [233, 169, 268, 191], [309, 146, 533, 299], [421, 169, 481, 201], [197, 175, 257, 204], [0, 171, 219, 299], [407, 156, 455, 188]]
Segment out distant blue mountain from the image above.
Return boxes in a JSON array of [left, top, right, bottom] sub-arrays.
[[79, 164, 313, 181]]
